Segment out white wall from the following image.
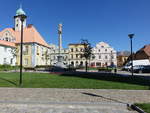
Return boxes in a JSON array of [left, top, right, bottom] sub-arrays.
[[91, 42, 117, 67], [0, 46, 16, 66]]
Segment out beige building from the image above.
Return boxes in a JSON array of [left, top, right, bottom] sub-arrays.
[[68, 43, 86, 67]]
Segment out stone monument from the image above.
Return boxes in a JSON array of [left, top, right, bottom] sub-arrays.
[[55, 23, 67, 68]]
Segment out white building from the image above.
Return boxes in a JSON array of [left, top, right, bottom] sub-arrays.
[[91, 42, 117, 67], [49, 44, 69, 66], [0, 40, 16, 66]]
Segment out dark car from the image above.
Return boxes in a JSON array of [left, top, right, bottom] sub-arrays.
[[133, 65, 150, 73]]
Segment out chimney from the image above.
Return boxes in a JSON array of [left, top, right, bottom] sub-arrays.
[[28, 24, 33, 28]]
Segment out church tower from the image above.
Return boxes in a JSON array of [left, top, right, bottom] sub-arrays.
[[14, 6, 26, 31]]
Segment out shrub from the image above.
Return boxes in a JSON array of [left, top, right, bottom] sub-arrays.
[[0, 64, 19, 71], [98, 67, 113, 72]]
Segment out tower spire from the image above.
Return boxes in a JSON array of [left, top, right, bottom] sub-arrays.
[[20, 3, 22, 9]]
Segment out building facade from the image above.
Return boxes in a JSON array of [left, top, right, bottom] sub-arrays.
[[0, 40, 16, 65], [0, 6, 50, 67], [91, 42, 117, 67], [49, 44, 69, 66], [68, 43, 86, 67]]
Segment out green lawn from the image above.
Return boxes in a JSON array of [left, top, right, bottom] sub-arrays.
[[0, 72, 149, 89], [135, 103, 150, 113]]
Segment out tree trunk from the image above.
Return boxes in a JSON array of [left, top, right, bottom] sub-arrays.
[[85, 60, 88, 72]]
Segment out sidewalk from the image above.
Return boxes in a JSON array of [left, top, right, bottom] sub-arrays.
[[0, 88, 149, 113]]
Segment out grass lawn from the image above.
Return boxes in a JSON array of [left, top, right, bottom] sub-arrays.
[[0, 72, 149, 89], [135, 103, 150, 113]]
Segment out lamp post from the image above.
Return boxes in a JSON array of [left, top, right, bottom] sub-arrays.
[[19, 14, 27, 86], [128, 34, 134, 76]]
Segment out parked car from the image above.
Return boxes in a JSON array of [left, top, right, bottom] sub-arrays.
[[132, 65, 150, 73]]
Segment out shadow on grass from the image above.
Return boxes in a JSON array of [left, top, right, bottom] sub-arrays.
[[0, 77, 17, 86], [60, 72, 150, 86]]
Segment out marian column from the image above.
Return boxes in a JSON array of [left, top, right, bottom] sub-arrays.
[[58, 23, 62, 54], [54, 23, 66, 68]]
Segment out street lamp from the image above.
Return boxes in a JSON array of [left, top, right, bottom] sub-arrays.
[[128, 34, 134, 76], [19, 14, 27, 86]]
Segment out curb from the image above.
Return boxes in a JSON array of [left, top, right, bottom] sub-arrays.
[[128, 104, 146, 113]]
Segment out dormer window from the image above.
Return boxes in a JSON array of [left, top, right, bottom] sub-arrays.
[[5, 37, 9, 41]]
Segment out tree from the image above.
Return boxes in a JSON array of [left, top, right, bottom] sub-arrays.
[[81, 39, 94, 72]]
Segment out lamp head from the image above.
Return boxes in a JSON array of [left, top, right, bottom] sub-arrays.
[[128, 34, 134, 39]]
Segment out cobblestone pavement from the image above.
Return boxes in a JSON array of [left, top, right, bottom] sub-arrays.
[[0, 88, 149, 113]]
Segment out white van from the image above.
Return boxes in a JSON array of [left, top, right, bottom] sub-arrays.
[[123, 59, 150, 71]]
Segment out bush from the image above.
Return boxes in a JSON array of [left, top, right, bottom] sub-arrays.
[[98, 67, 113, 72], [35, 65, 51, 68], [0, 64, 19, 71], [24, 67, 35, 71]]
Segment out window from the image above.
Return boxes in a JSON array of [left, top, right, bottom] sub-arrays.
[[80, 48, 83, 52], [76, 54, 78, 58], [76, 48, 78, 52], [37, 46, 39, 55], [10, 58, 13, 64], [96, 62, 101, 66], [24, 58, 28, 65], [4, 47, 7, 52], [24, 45, 29, 55], [3, 58, 6, 64], [71, 48, 73, 52], [5, 37, 9, 41], [101, 46, 104, 48], [41, 47, 44, 56], [99, 49, 100, 52], [99, 55, 101, 59], [71, 54, 73, 59], [105, 49, 107, 52], [105, 55, 108, 59]]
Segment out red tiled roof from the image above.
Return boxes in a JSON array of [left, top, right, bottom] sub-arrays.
[[0, 25, 49, 48], [138, 45, 150, 56], [0, 40, 16, 47]]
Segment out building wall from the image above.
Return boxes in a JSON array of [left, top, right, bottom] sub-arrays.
[[16, 44, 32, 67], [34, 44, 50, 66], [16, 43, 50, 67], [68, 44, 86, 67], [0, 46, 16, 66], [117, 55, 128, 67], [91, 42, 117, 67]]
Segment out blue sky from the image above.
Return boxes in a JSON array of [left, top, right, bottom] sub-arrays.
[[0, 0, 150, 52]]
